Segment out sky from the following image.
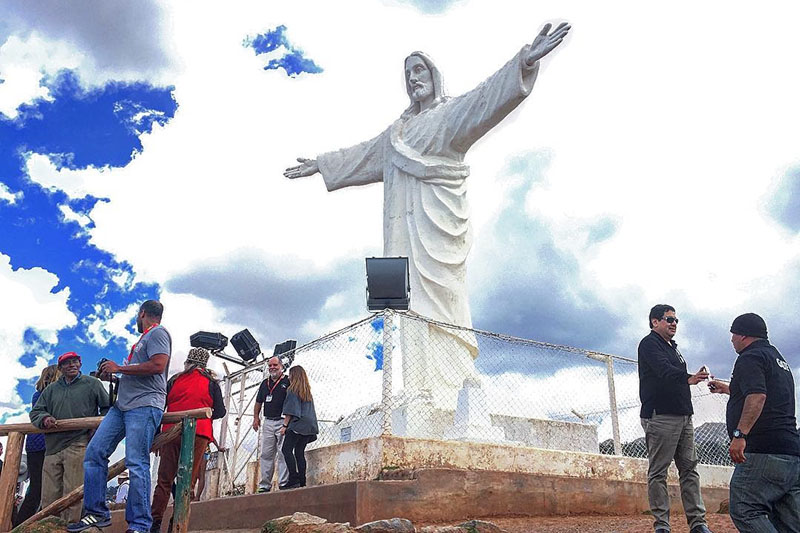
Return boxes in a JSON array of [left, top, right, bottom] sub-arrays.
[[1, 0, 800, 447]]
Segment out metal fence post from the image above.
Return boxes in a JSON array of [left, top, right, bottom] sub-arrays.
[[381, 309, 394, 436], [215, 376, 233, 497], [229, 375, 246, 490], [605, 355, 622, 455]]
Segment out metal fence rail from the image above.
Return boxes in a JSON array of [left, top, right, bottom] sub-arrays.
[[216, 310, 732, 494]]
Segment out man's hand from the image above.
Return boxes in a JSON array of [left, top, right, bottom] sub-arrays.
[[252, 417, 261, 432], [730, 437, 747, 463], [708, 379, 730, 395], [284, 158, 319, 179], [688, 367, 710, 385], [100, 360, 122, 374], [280, 426, 286, 436], [42, 416, 58, 429], [526, 22, 571, 66]]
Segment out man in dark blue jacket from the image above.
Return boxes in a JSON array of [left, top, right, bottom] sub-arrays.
[[709, 313, 800, 532], [638, 304, 712, 533]]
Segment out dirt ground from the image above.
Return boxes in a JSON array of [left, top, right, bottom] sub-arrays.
[[427, 514, 737, 533]]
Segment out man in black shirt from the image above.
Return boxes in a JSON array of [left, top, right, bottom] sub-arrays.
[[708, 313, 800, 532], [638, 304, 712, 533], [252, 356, 290, 492]]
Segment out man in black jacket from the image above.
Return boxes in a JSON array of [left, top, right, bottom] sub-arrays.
[[709, 313, 800, 532], [638, 304, 712, 533]]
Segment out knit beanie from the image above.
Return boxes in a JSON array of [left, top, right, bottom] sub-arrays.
[[730, 313, 768, 339], [186, 347, 210, 368]]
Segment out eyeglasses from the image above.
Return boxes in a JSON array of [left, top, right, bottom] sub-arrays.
[[661, 316, 679, 324]]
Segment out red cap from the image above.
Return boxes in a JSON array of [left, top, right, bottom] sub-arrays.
[[57, 352, 81, 366]]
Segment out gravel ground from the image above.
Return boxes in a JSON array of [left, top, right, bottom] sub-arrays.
[[426, 514, 737, 533]]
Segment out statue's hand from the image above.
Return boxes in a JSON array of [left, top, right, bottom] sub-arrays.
[[526, 22, 570, 66], [284, 157, 319, 179]]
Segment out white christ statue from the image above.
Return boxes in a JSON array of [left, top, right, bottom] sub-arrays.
[[285, 23, 570, 402]]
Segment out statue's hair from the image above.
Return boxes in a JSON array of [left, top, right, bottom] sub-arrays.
[[401, 51, 449, 120]]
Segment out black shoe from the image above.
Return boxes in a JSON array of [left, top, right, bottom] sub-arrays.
[[67, 514, 112, 532], [690, 526, 713, 533], [257, 487, 270, 493], [150, 520, 161, 533], [279, 481, 301, 490]]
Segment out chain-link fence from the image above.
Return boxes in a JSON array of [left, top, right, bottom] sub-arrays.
[[216, 310, 732, 494]]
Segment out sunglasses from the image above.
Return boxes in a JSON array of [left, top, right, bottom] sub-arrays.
[[661, 316, 679, 324]]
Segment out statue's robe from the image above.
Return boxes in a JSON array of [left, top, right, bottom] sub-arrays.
[[317, 48, 539, 396]]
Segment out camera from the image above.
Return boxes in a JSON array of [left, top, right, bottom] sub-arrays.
[[90, 358, 118, 405], [90, 358, 111, 379]]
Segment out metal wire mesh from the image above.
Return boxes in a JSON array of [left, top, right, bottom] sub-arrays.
[[217, 316, 386, 493], [217, 310, 733, 493]]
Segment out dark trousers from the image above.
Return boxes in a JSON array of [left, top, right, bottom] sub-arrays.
[[281, 431, 313, 486], [14, 449, 46, 526], [729, 452, 800, 532], [150, 435, 210, 525]]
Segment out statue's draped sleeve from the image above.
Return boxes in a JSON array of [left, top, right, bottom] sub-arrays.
[[446, 45, 540, 155], [317, 128, 389, 192]]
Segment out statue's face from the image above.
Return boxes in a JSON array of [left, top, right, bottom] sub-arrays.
[[405, 56, 433, 103]]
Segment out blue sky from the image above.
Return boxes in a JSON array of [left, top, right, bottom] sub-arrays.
[[1, 0, 800, 434]]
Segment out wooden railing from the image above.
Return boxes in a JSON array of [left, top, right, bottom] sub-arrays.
[[0, 408, 211, 533]]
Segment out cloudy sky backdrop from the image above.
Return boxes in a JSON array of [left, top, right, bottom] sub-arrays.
[[1, 0, 799, 443]]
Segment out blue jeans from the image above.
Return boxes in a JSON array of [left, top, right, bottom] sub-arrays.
[[82, 405, 162, 532], [729, 452, 800, 533]]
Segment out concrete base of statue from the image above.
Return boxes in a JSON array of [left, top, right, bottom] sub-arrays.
[[314, 387, 598, 453]]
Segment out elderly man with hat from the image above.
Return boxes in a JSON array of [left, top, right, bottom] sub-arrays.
[[150, 348, 226, 533], [29, 352, 110, 522], [709, 313, 800, 532]]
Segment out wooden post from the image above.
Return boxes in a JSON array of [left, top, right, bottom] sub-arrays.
[[172, 417, 196, 533], [0, 432, 23, 532]]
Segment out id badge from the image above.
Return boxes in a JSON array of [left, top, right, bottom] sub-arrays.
[[264, 395, 273, 403]]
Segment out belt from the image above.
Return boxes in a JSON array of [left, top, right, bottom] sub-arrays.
[[265, 417, 283, 421]]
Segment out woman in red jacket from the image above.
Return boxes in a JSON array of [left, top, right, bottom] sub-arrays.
[[150, 348, 225, 533]]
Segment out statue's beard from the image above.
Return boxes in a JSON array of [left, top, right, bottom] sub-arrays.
[[411, 83, 433, 102]]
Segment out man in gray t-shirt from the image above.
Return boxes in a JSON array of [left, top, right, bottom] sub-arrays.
[[115, 323, 171, 411], [69, 300, 171, 533]]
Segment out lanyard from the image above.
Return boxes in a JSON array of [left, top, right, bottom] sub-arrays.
[[266, 376, 284, 395], [126, 324, 159, 364]]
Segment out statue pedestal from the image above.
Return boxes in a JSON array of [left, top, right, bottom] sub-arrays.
[[315, 388, 597, 452], [443, 378, 508, 443]]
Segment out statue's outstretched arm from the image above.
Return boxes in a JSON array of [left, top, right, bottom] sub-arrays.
[[525, 22, 570, 66], [284, 157, 319, 179]]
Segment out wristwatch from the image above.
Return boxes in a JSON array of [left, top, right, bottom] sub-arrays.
[[733, 429, 747, 439]]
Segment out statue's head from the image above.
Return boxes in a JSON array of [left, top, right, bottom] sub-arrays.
[[402, 51, 446, 119]]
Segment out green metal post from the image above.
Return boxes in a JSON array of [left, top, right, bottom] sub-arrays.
[[172, 417, 196, 533]]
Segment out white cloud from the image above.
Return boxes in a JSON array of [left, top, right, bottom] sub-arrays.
[[0, 32, 85, 119], [58, 203, 92, 229], [0, 253, 76, 425], [0, 182, 23, 205]]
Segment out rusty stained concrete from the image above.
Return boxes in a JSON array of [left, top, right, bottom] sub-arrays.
[[106, 467, 730, 531], [305, 435, 732, 489]]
